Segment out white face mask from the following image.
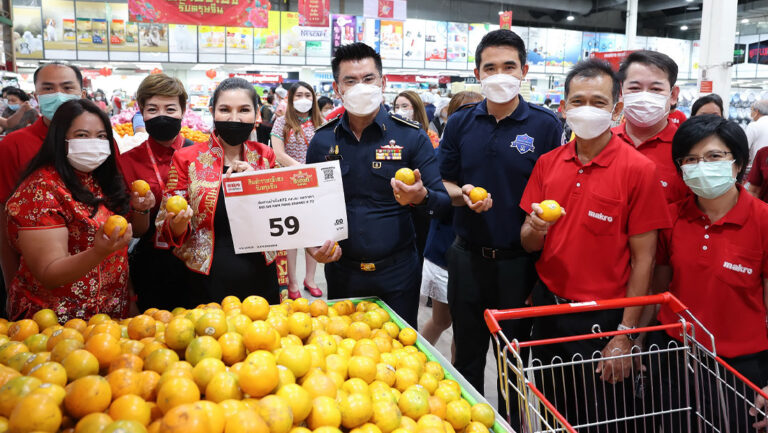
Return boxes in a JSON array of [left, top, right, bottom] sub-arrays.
[[342, 83, 383, 116], [565, 105, 615, 140], [481, 74, 521, 104], [293, 98, 313, 114], [622, 91, 669, 127], [395, 109, 414, 120], [67, 138, 111, 172]]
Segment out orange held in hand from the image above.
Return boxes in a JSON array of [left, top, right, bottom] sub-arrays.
[[166, 196, 188, 215], [131, 180, 151, 197], [539, 200, 562, 222], [395, 168, 415, 186], [104, 215, 128, 237], [468, 187, 488, 204]]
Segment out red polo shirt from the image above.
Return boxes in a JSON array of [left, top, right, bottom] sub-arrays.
[[520, 134, 671, 301], [0, 117, 48, 203], [657, 186, 768, 358], [668, 109, 687, 126], [613, 121, 690, 204], [748, 146, 768, 203]]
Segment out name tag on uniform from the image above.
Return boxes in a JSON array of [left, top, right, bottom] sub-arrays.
[[375, 141, 403, 160]]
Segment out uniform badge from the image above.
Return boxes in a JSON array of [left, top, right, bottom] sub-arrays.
[[376, 140, 403, 160], [511, 134, 535, 154]]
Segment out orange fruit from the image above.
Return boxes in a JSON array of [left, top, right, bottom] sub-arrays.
[[192, 357, 226, 391], [434, 385, 460, 404], [28, 361, 67, 387], [205, 371, 242, 403], [145, 348, 180, 374], [107, 368, 141, 398], [307, 396, 341, 430], [468, 187, 488, 204], [128, 315, 157, 340], [340, 392, 373, 429], [64, 375, 112, 418], [64, 318, 88, 334], [6, 351, 34, 372], [185, 336, 222, 366], [164, 318, 195, 351], [137, 370, 161, 401], [24, 333, 49, 353], [428, 396, 446, 419], [243, 321, 277, 352], [122, 339, 145, 357], [75, 412, 113, 433], [224, 407, 269, 433], [257, 395, 293, 433], [238, 363, 278, 398], [240, 296, 269, 321], [288, 313, 312, 340], [47, 327, 84, 351], [464, 422, 489, 433], [104, 215, 128, 237], [195, 312, 228, 339], [109, 394, 151, 426], [31, 382, 66, 406], [301, 370, 336, 399], [445, 401, 471, 430], [372, 401, 401, 433], [394, 168, 415, 185], [84, 332, 121, 369], [156, 377, 200, 413], [192, 401, 225, 433], [470, 403, 494, 428], [51, 338, 84, 363], [102, 420, 148, 433], [110, 353, 144, 373], [88, 314, 112, 326], [0, 376, 42, 417], [424, 362, 444, 381], [165, 196, 188, 215], [346, 323, 371, 341], [292, 298, 310, 314], [8, 319, 39, 342], [218, 333, 246, 366], [32, 309, 60, 330], [353, 340, 380, 362], [19, 352, 48, 375], [538, 199, 562, 222], [276, 383, 312, 423], [398, 328, 417, 346], [416, 414, 444, 432], [348, 356, 376, 384], [62, 349, 99, 381], [153, 310, 173, 324], [397, 388, 428, 420], [309, 300, 328, 318], [8, 392, 61, 432], [277, 344, 311, 378], [132, 180, 151, 197], [87, 322, 122, 341]]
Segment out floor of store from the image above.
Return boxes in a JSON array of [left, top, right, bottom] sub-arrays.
[[296, 259, 499, 409]]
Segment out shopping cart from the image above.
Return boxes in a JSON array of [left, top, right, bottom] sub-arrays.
[[484, 292, 768, 433]]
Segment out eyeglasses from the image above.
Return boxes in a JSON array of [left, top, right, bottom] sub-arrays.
[[675, 150, 733, 166], [341, 74, 380, 87]]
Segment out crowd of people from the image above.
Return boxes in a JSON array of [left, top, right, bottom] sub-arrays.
[[1, 28, 768, 430]]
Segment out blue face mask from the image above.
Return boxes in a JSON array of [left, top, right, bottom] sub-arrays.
[[681, 160, 736, 199], [38, 92, 79, 120], [7, 104, 19, 111]]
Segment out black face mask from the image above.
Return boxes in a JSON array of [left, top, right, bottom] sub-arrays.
[[215, 121, 254, 146], [145, 115, 182, 142]]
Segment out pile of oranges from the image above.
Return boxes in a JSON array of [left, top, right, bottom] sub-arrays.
[[180, 127, 210, 144], [0, 297, 497, 433], [113, 123, 134, 138]]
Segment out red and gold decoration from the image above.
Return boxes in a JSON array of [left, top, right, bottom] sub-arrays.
[[129, 0, 271, 27]]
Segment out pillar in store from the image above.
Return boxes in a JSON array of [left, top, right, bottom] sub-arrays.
[[699, 0, 737, 117], [625, 0, 637, 50]]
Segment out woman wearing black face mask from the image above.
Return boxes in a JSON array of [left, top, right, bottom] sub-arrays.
[[156, 78, 280, 305], [117, 73, 196, 311]]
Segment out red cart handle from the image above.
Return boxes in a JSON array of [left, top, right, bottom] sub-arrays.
[[484, 292, 687, 334]]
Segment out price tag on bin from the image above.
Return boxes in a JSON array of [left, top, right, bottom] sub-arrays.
[[222, 161, 348, 253]]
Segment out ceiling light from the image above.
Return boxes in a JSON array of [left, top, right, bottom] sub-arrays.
[[742, 18, 749, 23], [498, 11, 503, 15], [566, 15, 575, 21], [685, 0, 693, 2], [680, 25, 688, 30]]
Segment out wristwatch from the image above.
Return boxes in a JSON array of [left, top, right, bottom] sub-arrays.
[[617, 324, 639, 341]]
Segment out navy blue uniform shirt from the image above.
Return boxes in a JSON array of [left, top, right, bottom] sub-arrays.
[[307, 105, 450, 261], [439, 97, 563, 249]]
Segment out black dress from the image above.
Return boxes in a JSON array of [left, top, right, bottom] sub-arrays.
[[188, 166, 280, 305]]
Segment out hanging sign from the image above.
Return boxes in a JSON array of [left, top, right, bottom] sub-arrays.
[[363, 0, 406, 21], [499, 11, 513, 29], [298, 0, 329, 27], [128, 0, 271, 27]]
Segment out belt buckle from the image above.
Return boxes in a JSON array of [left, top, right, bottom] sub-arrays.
[[360, 262, 376, 272], [481, 247, 497, 259]]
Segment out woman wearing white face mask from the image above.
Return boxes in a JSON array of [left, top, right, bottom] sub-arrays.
[[652, 115, 768, 432], [269, 81, 324, 299], [393, 91, 439, 148], [4, 99, 154, 322]]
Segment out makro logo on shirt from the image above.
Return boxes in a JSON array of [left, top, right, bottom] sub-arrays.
[[723, 261, 753, 275], [587, 210, 614, 223]]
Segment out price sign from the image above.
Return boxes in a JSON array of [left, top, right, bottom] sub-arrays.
[[222, 161, 348, 253]]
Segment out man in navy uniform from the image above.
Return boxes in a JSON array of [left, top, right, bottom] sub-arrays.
[[306, 43, 450, 326], [439, 29, 564, 402]]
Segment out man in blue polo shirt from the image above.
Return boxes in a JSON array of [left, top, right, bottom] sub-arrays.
[[439, 29, 563, 406]]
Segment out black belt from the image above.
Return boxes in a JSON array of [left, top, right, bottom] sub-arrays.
[[535, 280, 577, 305], [337, 248, 413, 272], [454, 236, 527, 260]]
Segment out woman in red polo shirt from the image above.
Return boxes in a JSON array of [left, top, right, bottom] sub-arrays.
[[156, 78, 280, 305], [5, 99, 154, 322], [654, 115, 768, 431], [117, 73, 197, 311]]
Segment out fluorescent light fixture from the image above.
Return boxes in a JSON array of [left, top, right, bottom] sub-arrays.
[[680, 25, 689, 30], [742, 18, 749, 23], [498, 11, 504, 15], [567, 15, 575, 21]]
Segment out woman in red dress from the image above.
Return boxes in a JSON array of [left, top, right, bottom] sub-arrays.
[[156, 78, 280, 305], [5, 99, 154, 321]]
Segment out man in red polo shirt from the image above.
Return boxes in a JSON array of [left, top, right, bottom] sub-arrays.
[[614, 50, 689, 204], [0, 63, 84, 293], [520, 59, 670, 432]]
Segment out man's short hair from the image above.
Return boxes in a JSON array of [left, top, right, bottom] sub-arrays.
[[331, 43, 383, 83], [33, 62, 84, 89], [753, 100, 768, 116], [617, 50, 678, 88], [565, 59, 620, 103], [4, 87, 30, 102], [475, 29, 527, 69]]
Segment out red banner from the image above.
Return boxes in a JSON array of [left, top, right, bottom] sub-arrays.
[[298, 0, 330, 27], [499, 11, 513, 29], [129, 0, 271, 27], [591, 50, 636, 71]]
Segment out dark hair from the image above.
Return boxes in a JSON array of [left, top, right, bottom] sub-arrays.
[[618, 50, 678, 88], [16, 99, 129, 216], [394, 91, 429, 131], [691, 94, 724, 117], [1, 86, 16, 97], [33, 62, 84, 89], [266, 94, 275, 105], [447, 91, 483, 116], [672, 115, 748, 182], [564, 59, 620, 103], [317, 96, 333, 111], [475, 29, 527, 69], [544, 98, 552, 106], [331, 42, 383, 83], [4, 87, 29, 102], [211, 77, 259, 111], [284, 81, 323, 138]]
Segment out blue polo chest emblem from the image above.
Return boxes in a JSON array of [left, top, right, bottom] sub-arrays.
[[511, 134, 535, 154]]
